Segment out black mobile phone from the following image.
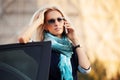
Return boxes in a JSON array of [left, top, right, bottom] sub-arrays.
[[64, 25, 68, 34], [63, 18, 68, 34]]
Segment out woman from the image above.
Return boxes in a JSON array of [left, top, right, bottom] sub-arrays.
[[18, 5, 91, 80]]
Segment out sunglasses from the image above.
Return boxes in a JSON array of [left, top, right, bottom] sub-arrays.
[[47, 17, 65, 24]]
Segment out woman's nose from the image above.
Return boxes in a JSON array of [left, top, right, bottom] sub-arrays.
[[54, 20, 59, 25]]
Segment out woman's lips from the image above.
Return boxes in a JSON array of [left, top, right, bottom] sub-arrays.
[[55, 28, 61, 31]]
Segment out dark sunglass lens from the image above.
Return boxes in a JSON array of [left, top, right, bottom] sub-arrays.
[[57, 18, 63, 22], [48, 19, 55, 24]]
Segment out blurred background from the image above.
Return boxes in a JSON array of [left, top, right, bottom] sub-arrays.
[[0, 0, 120, 80]]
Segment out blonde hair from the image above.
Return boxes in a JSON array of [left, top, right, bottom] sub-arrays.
[[29, 5, 71, 41]]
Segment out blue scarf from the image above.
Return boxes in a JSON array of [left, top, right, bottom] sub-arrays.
[[44, 32, 73, 80]]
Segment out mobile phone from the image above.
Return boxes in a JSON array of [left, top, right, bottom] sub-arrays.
[[64, 25, 68, 34], [63, 19, 68, 34]]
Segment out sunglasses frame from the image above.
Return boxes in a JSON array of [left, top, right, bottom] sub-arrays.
[[47, 17, 65, 25]]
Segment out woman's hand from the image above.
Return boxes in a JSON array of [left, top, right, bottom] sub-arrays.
[[64, 21, 79, 45]]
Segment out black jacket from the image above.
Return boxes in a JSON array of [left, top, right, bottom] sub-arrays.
[[49, 49, 78, 80]]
